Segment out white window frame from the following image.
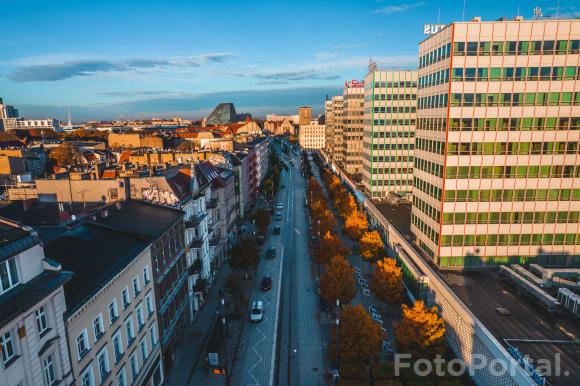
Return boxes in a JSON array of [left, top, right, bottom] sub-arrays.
[[96, 346, 110, 383], [112, 330, 123, 363], [1, 330, 16, 364], [129, 351, 139, 381], [43, 352, 57, 386], [140, 337, 148, 362], [0, 257, 20, 295], [124, 317, 135, 346], [132, 276, 141, 297], [149, 324, 158, 347], [35, 305, 49, 335], [122, 287, 130, 309], [108, 299, 118, 325], [92, 314, 104, 342], [145, 292, 154, 317], [116, 366, 127, 386], [76, 329, 90, 360], [80, 365, 95, 386], [143, 265, 150, 285], [136, 304, 144, 330]]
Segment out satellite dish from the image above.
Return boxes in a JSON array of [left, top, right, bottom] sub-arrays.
[[71, 214, 77, 221]]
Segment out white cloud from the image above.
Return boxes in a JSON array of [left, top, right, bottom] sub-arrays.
[[374, 1, 427, 15]]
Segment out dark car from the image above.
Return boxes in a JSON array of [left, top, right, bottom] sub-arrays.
[[261, 276, 272, 291], [256, 235, 265, 246], [281, 184, 286, 189], [266, 247, 276, 259], [273, 226, 281, 235]]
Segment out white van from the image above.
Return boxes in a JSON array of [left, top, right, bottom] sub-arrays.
[[250, 301, 263, 322]]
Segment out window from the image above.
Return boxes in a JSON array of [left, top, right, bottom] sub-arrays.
[[97, 347, 110, 383], [1, 331, 15, 364], [125, 317, 135, 346], [43, 353, 56, 386], [136, 305, 144, 330], [143, 266, 150, 285], [129, 352, 139, 380], [81, 366, 95, 386], [93, 314, 105, 341], [145, 293, 154, 317], [36, 306, 49, 335], [112, 331, 124, 363], [122, 287, 130, 309], [117, 367, 127, 386], [150, 324, 158, 347], [76, 329, 90, 360], [140, 337, 148, 362], [0, 257, 20, 294], [108, 299, 118, 325], [132, 277, 141, 297]]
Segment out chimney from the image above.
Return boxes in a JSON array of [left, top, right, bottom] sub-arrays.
[[471, 16, 481, 22]]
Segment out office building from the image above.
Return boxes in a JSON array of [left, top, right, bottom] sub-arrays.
[[342, 83, 364, 174], [298, 106, 312, 126], [362, 70, 417, 199], [206, 103, 237, 126], [0, 219, 73, 386], [299, 121, 326, 149], [327, 95, 344, 163], [412, 17, 580, 269], [0, 98, 19, 120]]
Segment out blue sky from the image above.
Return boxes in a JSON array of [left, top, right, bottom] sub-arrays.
[[1, 0, 577, 120]]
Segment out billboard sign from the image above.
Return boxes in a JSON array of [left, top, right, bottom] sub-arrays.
[[345, 79, 364, 88], [423, 24, 446, 35]]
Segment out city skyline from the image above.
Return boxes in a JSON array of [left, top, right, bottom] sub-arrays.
[[2, 0, 577, 120]]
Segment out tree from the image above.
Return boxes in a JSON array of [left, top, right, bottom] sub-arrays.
[[176, 141, 196, 152], [49, 143, 83, 167], [315, 231, 349, 266], [371, 258, 405, 303], [253, 209, 271, 234], [339, 194, 358, 219], [319, 255, 357, 305], [229, 236, 260, 269], [343, 210, 368, 241], [394, 300, 446, 359], [360, 231, 383, 261], [333, 304, 387, 365], [317, 208, 337, 234]]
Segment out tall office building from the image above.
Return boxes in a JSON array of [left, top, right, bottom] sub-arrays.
[[298, 106, 312, 126], [0, 98, 19, 119], [363, 70, 417, 199], [342, 83, 364, 174], [329, 96, 344, 163], [412, 17, 580, 269], [206, 103, 237, 126]]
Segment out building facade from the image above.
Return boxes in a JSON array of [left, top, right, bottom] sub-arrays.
[[206, 103, 237, 126], [329, 96, 344, 163], [0, 219, 73, 386], [362, 70, 417, 199], [413, 17, 580, 269], [298, 106, 312, 126], [298, 122, 326, 149], [342, 85, 365, 174]]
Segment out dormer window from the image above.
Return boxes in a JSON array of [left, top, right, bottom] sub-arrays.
[[0, 257, 20, 295]]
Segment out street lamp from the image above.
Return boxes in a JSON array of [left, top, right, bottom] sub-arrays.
[[335, 298, 340, 386]]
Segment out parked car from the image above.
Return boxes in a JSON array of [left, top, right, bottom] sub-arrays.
[[250, 301, 264, 322], [277, 203, 284, 210], [256, 235, 265, 246], [261, 276, 272, 291], [281, 184, 286, 189], [369, 305, 380, 315], [266, 247, 276, 259], [275, 212, 282, 221], [273, 226, 281, 235]]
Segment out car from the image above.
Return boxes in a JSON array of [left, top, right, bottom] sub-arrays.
[[266, 247, 276, 259], [277, 204, 284, 210], [369, 305, 380, 315], [261, 276, 272, 291], [281, 184, 286, 189], [273, 226, 281, 235], [256, 235, 265, 246], [250, 301, 264, 322], [275, 212, 282, 221]]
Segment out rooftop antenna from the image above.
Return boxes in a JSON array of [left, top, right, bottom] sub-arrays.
[[462, 0, 466, 21], [556, 0, 560, 16], [67, 109, 72, 125], [437, 5, 441, 24]]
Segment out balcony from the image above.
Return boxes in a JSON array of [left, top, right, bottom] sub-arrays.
[[209, 237, 223, 247], [185, 213, 207, 228], [189, 237, 203, 249], [206, 199, 218, 209], [188, 259, 202, 276]]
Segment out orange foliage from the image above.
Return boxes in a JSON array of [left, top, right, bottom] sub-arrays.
[[371, 258, 405, 303], [360, 231, 383, 261], [394, 300, 446, 359], [315, 231, 349, 265], [319, 255, 357, 304]]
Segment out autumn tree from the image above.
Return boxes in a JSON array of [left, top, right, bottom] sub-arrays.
[[360, 230, 384, 261], [253, 209, 271, 234], [371, 258, 405, 303], [49, 144, 83, 167], [394, 300, 446, 359], [176, 141, 196, 152], [333, 304, 387, 365], [315, 231, 349, 266], [319, 255, 357, 305], [228, 236, 260, 269], [344, 210, 368, 241]]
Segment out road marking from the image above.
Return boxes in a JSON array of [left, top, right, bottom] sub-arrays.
[[269, 245, 284, 386], [294, 228, 301, 235]]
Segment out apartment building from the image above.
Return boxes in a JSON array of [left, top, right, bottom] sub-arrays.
[[329, 95, 344, 163], [298, 121, 326, 149], [342, 84, 365, 174], [412, 17, 580, 269], [0, 219, 73, 386], [43, 220, 163, 386], [362, 70, 417, 199], [298, 106, 312, 126]]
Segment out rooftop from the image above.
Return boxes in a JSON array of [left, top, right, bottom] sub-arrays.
[[42, 222, 149, 313], [0, 218, 39, 264], [444, 271, 580, 386], [373, 201, 413, 241]]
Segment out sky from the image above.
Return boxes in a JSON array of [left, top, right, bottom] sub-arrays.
[[1, 0, 577, 121]]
